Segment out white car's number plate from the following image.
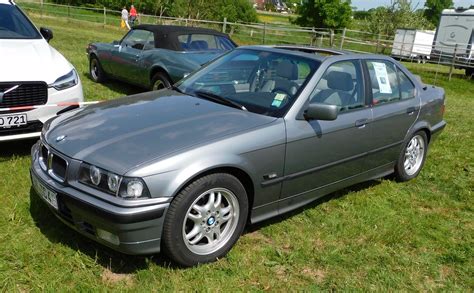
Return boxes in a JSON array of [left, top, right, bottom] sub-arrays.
[[0, 113, 27, 128], [32, 174, 58, 210]]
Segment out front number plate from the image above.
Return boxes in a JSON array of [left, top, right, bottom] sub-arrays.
[[0, 113, 27, 128], [32, 174, 58, 210]]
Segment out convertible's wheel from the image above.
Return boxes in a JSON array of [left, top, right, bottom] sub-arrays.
[[395, 131, 428, 182], [151, 72, 171, 91], [89, 57, 106, 83], [162, 173, 248, 267]]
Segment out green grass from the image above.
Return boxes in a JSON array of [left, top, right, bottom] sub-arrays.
[[0, 15, 473, 291]]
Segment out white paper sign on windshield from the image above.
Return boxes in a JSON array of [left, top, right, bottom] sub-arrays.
[[372, 62, 392, 94]]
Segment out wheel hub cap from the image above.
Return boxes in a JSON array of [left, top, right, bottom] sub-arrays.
[[182, 188, 240, 255], [403, 135, 425, 176], [207, 216, 216, 226]]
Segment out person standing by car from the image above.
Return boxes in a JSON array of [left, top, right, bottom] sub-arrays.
[[129, 5, 137, 26], [121, 6, 130, 30]]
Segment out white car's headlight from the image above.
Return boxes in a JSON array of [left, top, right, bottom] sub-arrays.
[[50, 69, 78, 90], [78, 163, 150, 199]]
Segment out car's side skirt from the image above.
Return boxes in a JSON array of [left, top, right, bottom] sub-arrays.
[[249, 162, 395, 225]]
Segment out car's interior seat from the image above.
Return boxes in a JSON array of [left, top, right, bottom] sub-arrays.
[[261, 60, 299, 96], [312, 71, 353, 107], [189, 40, 209, 50]]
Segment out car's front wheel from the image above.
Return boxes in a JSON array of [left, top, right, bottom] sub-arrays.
[[395, 131, 428, 181], [89, 56, 106, 83], [162, 173, 248, 267], [151, 72, 171, 91]]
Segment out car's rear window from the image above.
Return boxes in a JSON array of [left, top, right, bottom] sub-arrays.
[[0, 4, 41, 39], [178, 34, 235, 51]]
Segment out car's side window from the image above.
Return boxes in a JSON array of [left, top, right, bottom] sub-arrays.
[[309, 60, 365, 112], [217, 36, 236, 50], [143, 32, 155, 51], [398, 69, 416, 100], [365, 60, 400, 105], [121, 29, 153, 50]]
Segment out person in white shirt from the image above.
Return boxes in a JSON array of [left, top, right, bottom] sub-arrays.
[[121, 7, 130, 30]]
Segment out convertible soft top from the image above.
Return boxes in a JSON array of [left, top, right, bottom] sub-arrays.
[[132, 24, 235, 51]]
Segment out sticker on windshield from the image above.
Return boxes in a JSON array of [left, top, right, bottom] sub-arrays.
[[271, 93, 286, 107], [372, 62, 392, 94]]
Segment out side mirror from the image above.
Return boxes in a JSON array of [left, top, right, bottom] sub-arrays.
[[112, 40, 120, 46], [40, 27, 53, 42], [304, 102, 338, 121]]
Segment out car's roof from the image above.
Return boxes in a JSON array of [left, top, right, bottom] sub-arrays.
[[0, 0, 14, 4], [272, 45, 350, 56], [131, 24, 234, 51], [133, 24, 229, 38], [238, 45, 327, 62]]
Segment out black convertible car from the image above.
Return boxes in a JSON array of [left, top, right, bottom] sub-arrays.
[[86, 25, 237, 90]]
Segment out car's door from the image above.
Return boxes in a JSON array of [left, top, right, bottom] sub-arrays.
[[280, 60, 373, 211], [363, 59, 420, 169], [111, 29, 153, 83]]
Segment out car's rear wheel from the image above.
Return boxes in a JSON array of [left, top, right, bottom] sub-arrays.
[[89, 57, 106, 83], [151, 72, 171, 91], [395, 131, 428, 182], [162, 173, 248, 267]]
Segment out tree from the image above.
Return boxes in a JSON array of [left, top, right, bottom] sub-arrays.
[[424, 0, 453, 27], [293, 0, 352, 29], [365, 0, 432, 37], [169, 0, 257, 23]]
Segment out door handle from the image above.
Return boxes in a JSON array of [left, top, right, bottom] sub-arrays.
[[406, 107, 416, 115], [355, 118, 368, 128]]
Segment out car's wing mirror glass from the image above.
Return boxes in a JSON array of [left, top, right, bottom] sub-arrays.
[[304, 102, 338, 121], [40, 27, 53, 42]]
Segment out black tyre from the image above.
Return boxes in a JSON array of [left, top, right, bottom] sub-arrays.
[[394, 131, 428, 182], [151, 72, 171, 91], [162, 173, 248, 267], [89, 56, 107, 83], [465, 68, 474, 78]]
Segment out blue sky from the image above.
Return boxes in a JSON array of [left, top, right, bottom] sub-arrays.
[[352, 0, 474, 10]]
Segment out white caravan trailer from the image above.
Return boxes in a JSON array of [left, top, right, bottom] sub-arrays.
[[391, 29, 435, 62], [431, 8, 474, 76]]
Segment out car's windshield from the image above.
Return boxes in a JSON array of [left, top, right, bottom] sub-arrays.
[[0, 4, 41, 39], [177, 48, 320, 117]]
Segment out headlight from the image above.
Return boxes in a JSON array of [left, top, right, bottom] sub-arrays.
[[107, 173, 120, 192], [89, 165, 102, 185], [78, 163, 150, 199], [50, 69, 78, 90]]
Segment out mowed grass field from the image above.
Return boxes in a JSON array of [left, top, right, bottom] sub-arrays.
[[0, 15, 473, 291]]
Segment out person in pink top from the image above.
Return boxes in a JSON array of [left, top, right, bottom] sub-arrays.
[[129, 5, 137, 26]]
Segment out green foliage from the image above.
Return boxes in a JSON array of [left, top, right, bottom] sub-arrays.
[[365, 0, 432, 37], [353, 10, 371, 20], [293, 0, 352, 29], [424, 0, 453, 27], [169, 0, 258, 23], [48, 0, 257, 23]]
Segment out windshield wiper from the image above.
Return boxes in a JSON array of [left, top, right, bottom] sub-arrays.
[[170, 84, 184, 94], [193, 90, 247, 111]]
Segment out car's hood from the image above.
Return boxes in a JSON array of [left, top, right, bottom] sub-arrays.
[[45, 90, 276, 175], [0, 39, 72, 83]]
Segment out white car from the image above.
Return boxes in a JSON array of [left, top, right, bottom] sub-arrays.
[[0, 0, 84, 141]]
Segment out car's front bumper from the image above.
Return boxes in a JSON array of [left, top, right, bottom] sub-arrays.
[[30, 142, 170, 255], [0, 82, 84, 142]]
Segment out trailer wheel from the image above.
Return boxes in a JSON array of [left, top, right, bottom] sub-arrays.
[[466, 68, 473, 78]]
